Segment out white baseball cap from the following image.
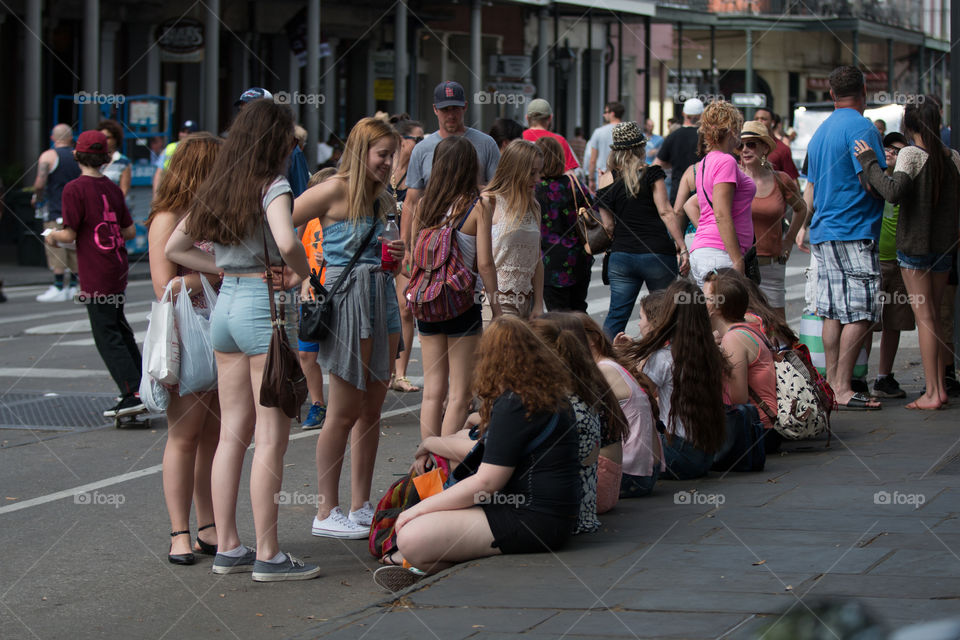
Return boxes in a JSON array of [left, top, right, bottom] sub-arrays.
[[682, 98, 705, 116]]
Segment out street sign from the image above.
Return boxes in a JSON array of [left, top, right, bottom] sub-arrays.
[[484, 82, 536, 97], [489, 55, 532, 78], [731, 93, 767, 108]]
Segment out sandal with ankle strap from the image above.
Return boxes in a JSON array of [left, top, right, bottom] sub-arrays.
[[169, 530, 196, 565], [195, 523, 217, 556]]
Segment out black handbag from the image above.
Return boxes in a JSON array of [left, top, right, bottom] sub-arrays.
[[258, 218, 308, 421], [299, 205, 379, 342], [569, 174, 612, 255]]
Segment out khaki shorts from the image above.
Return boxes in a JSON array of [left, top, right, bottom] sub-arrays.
[[43, 221, 78, 273], [874, 259, 915, 332]]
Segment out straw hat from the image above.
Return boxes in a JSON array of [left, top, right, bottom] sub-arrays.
[[740, 121, 777, 155]]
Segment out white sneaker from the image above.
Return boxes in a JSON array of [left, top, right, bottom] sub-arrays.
[[311, 506, 369, 539], [64, 285, 78, 301], [36, 285, 69, 302], [348, 501, 375, 527]]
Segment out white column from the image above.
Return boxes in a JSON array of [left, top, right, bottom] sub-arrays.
[[306, 0, 320, 168], [25, 0, 42, 176], [83, 0, 100, 130], [99, 22, 119, 96], [323, 38, 338, 140], [537, 8, 549, 98], [203, 0, 220, 135], [470, 0, 483, 129], [395, 2, 409, 113]]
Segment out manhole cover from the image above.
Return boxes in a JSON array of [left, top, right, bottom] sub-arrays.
[[0, 392, 120, 431]]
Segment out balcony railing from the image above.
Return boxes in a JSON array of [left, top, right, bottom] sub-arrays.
[[658, 0, 923, 31]]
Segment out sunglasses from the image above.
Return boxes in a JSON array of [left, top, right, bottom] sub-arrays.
[[885, 146, 902, 155], [739, 140, 762, 150], [403, 135, 424, 144]]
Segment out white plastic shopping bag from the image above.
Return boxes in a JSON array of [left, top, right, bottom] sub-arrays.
[[139, 370, 169, 413], [144, 280, 180, 386], [175, 276, 219, 394]]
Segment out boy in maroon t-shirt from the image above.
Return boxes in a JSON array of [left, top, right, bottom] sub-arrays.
[[45, 130, 144, 418]]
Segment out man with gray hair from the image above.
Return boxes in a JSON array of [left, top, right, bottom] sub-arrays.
[[32, 124, 81, 302]]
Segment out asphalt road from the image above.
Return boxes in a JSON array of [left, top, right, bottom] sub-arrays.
[[0, 251, 835, 639]]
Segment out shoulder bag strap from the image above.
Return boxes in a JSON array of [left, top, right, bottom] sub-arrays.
[[326, 200, 380, 298], [728, 323, 778, 422], [260, 214, 282, 325], [699, 158, 713, 209], [568, 175, 581, 212], [522, 412, 561, 456]]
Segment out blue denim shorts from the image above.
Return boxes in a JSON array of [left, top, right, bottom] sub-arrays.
[[896, 250, 953, 273], [210, 277, 296, 356]]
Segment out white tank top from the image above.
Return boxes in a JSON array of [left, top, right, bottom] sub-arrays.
[[491, 195, 540, 294]]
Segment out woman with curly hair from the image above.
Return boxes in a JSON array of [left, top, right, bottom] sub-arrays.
[[617, 280, 728, 479], [688, 102, 756, 286], [376, 316, 579, 591]]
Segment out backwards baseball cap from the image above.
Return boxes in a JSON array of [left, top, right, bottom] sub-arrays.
[[75, 130, 108, 154], [526, 98, 552, 119], [235, 87, 273, 106], [180, 120, 200, 133], [682, 97, 705, 116], [433, 81, 466, 109]]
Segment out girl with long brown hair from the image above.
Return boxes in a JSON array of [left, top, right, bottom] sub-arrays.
[[578, 313, 663, 497], [617, 279, 728, 479], [166, 99, 317, 581], [292, 117, 405, 539], [855, 97, 960, 410], [410, 136, 500, 439], [376, 316, 579, 591], [147, 132, 222, 565], [532, 313, 628, 531], [482, 139, 545, 318]]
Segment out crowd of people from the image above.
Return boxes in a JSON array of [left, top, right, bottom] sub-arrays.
[[32, 66, 960, 589]]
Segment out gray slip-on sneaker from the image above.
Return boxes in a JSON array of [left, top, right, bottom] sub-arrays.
[[212, 547, 257, 574], [251, 553, 321, 582]]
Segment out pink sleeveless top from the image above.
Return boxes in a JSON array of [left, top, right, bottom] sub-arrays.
[[725, 322, 778, 428], [598, 359, 664, 477]]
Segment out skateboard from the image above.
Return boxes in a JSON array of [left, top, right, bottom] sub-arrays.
[[113, 408, 155, 429]]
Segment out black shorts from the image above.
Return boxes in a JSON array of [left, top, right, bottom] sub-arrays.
[[416, 304, 482, 337], [482, 504, 574, 555]]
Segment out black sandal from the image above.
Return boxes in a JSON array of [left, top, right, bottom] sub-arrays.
[[169, 530, 196, 565], [195, 523, 217, 556]]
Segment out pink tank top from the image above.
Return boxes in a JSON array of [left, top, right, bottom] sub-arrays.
[[598, 359, 664, 477], [726, 323, 778, 428]]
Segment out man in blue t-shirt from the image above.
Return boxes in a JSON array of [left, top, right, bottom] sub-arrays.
[[803, 65, 886, 410]]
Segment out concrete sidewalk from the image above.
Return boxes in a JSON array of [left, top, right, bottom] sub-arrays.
[[296, 362, 960, 639]]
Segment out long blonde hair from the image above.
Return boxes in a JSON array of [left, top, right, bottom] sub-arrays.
[[485, 139, 542, 230], [336, 117, 399, 224], [607, 146, 649, 199]]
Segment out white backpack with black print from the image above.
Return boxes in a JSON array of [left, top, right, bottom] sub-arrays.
[[732, 323, 830, 441]]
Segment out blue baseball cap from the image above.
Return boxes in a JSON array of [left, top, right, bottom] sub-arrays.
[[180, 120, 200, 133], [433, 81, 466, 109]]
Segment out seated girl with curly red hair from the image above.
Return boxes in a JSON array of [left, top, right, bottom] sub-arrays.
[[374, 316, 580, 591]]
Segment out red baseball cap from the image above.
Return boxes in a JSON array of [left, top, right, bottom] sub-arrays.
[[76, 130, 109, 153]]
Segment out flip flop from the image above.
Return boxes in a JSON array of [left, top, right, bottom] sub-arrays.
[[837, 393, 882, 411], [390, 376, 421, 393], [379, 551, 402, 566]]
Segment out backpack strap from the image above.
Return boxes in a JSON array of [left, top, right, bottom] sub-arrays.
[[727, 323, 778, 423], [522, 412, 560, 456]]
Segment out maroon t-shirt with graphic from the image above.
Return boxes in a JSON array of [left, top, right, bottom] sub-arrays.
[[61, 175, 133, 295]]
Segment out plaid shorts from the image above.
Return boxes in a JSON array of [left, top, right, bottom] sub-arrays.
[[812, 239, 881, 324]]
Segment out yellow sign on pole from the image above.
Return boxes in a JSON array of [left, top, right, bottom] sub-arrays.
[[374, 78, 395, 101]]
